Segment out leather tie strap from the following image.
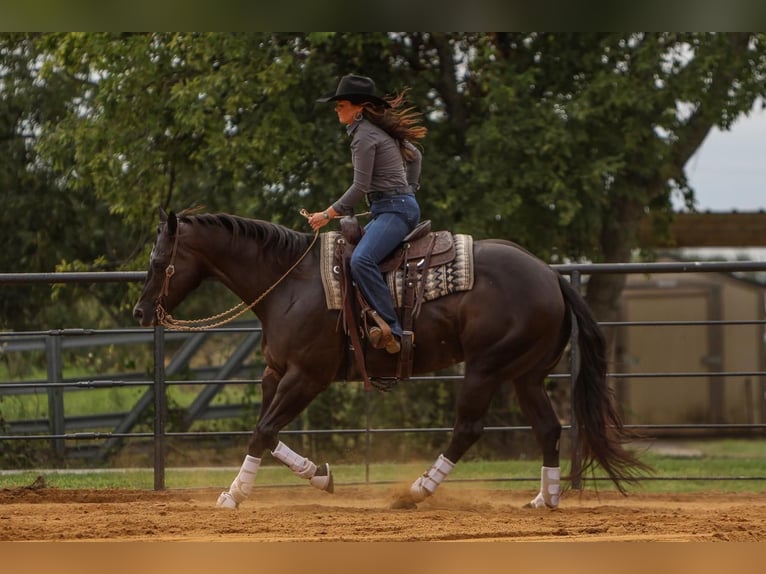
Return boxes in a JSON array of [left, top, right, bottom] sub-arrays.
[[336, 238, 372, 391]]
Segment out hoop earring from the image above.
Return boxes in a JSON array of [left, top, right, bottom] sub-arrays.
[[354, 111, 363, 121]]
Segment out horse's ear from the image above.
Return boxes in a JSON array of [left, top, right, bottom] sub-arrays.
[[159, 207, 168, 223], [167, 210, 178, 236]]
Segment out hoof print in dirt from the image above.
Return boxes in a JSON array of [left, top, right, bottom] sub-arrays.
[[390, 496, 418, 510]]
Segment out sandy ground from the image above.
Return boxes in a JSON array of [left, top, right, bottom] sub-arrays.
[[2, 484, 765, 542]]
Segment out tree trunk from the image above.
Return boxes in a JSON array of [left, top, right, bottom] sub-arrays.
[[584, 193, 645, 360]]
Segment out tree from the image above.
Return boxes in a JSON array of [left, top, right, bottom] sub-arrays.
[[3, 33, 766, 334], [4, 33, 766, 459], [0, 33, 118, 330], [462, 33, 766, 334]]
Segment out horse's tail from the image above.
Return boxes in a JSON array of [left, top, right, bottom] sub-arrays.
[[558, 275, 652, 494]]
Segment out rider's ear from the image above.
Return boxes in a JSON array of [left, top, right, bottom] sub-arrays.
[[167, 211, 178, 236]]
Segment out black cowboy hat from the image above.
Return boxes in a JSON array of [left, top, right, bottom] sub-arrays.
[[316, 74, 390, 108]]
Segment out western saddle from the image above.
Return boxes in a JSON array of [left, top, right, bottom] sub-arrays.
[[335, 216, 457, 389]]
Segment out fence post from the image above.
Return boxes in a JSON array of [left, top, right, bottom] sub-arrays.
[[153, 325, 167, 490], [569, 270, 582, 490], [45, 334, 65, 462], [364, 388, 371, 484]]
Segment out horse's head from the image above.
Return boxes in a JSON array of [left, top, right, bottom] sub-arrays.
[[133, 208, 204, 327]]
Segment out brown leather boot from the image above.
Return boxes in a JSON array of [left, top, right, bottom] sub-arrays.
[[384, 335, 401, 354], [368, 326, 385, 349], [368, 327, 401, 354]]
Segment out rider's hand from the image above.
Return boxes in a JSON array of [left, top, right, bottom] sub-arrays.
[[308, 207, 337, 231]]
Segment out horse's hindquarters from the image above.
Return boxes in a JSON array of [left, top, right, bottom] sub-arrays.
[[372, 241, 568, 377]]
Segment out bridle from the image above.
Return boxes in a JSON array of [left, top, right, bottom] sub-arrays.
[[156, 225, 181, 314], [154, 221, 319, 331]]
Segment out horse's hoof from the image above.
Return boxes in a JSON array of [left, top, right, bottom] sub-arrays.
[[390, 496, 418, 510], [310, 463, 334, 494], [216, 491, 239, 510], [523, 492, 557, 510]]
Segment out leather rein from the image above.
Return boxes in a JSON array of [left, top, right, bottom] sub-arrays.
[[154, 222, 319, 331]]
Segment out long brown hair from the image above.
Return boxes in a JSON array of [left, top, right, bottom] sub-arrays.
[[361, 88, 427, 162]]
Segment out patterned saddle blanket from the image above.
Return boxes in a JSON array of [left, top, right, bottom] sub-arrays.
[[319, 231, 475, 310]]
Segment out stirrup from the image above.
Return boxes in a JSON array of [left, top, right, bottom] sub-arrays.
[[370, 377, 399, 392]]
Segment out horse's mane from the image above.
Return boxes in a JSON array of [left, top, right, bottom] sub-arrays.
[[176, 209, 314, 265]]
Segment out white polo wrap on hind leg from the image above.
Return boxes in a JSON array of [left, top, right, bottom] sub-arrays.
[[527, 466, 561, 508], [271, 441, 317, 479], [217, 454, 261, 509], [410, 454, 455, 502]]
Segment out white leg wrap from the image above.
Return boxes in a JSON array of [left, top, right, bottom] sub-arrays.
[[271, 441, 317, 480], [527, 466, 560, 509], [216, 455, 261, 509], [409, 454, 455, 503]]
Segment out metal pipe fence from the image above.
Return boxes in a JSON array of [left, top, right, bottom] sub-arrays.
[[2, 261, 766, 489]]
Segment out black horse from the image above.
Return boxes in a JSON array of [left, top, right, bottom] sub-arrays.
[[133, 209, 648, 509]]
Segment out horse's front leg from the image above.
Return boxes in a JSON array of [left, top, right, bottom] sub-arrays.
[[216, 366, 332, 509]]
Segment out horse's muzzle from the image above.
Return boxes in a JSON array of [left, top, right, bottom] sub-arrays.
[[132, 303, 156, 327]]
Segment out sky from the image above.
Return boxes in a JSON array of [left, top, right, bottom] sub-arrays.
[[683, 103, 766, 213], [678, 103, 766, 259]]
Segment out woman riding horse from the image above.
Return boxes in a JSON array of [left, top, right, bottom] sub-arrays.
[[307, 74, 427, 355]]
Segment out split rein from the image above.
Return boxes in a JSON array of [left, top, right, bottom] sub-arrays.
[[154, 210, 323, 331]]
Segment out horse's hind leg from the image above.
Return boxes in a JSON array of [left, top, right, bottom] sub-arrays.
[[404, 366, 562, 509], [514, 373, 562, 509], [405, 369, 501, 506]]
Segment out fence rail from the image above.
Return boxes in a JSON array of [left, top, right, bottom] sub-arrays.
[[2, 260, 766, 489]]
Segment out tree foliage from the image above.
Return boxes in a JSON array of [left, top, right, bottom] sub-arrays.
[[2, 32, 765, 331]]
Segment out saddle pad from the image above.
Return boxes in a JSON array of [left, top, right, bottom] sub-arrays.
[[319, 231, 474, 311]]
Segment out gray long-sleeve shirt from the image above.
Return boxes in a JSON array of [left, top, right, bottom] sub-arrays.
[[331, 118, 422, 215]]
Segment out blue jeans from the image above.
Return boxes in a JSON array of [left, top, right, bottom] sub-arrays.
[[350, 194, 420, 339]]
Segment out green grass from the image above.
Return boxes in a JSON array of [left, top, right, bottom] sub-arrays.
[[0, 382, 252, 421], [2, 440, 765, 494], [677, 438, 765, 458]]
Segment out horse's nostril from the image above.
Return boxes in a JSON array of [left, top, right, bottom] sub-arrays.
[[133, 307, 143, 321]]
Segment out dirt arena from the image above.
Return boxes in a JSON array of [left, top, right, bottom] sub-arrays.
[[2, 484, 765, 542]]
